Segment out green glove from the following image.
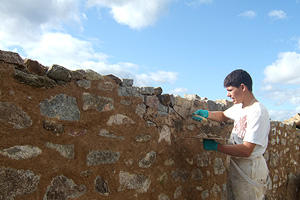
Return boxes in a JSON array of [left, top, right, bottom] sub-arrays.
[[203, 139, 219, 151], [191, 109, 209, 122]]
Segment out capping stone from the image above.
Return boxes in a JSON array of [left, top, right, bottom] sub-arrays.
[[13, 69, 56, 88], [0, 50, 25, 68], [46, 64, 71, 82]]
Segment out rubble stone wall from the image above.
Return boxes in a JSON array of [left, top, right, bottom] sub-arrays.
[[0, 50, 300, 200]]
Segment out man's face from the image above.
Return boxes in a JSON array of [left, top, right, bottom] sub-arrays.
[[226, 85, 243, 104]]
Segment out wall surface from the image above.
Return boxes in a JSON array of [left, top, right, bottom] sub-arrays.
[[0, 50, 300, 200]]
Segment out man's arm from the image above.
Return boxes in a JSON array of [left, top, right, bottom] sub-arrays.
[[207, 111, 229, 122], [217, 141, 256, 157]]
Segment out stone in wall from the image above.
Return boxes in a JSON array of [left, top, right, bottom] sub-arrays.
[[214, 158, 226, 175], [192, 168, 204, 181], [0, 167, 40, 199], [46, 64, 72, 82], [24, 59, 48, 76], [98, 81, 114, 91], [0, 102, 32, 129], [138, 151, 156, 168], [83, 93, 114, 112], [121, 79, 133, 87], [107, 114, 135, 126], [13, 69, 57, 88], [85, 69, 104, 81], [157, 172, 168, 184], [118, 86, 142, 97], [43, 120, 65, 135], [76, 79, 91, 89], [0, 145, 42, 160], [174, 186, 183, 199], [158, 193, 170, 200], [43, 175, 87, 200], [106, 74, 122, 85], [95, 175, 110, 196], [171, 169, 190, 183], [135, 103, 146, 118], [0, 50, 25, 68], [87, 150, 121, 166], [140, 87, 155, 95], [39, 94, 80, 121], [99, 129, 117, 139], [135, 133, 152, 143], [45, 142, 75, 159], [158, 125, 171, 145], [196, 152, 210, 167], [119, 171, 151, 193]]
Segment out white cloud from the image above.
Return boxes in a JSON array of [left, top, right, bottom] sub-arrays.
[[0, 0, 82, 46], [169, 87, 188, 95], [24, 32, 108, 68], [268, 10, 287, 20], [135, 71, 178, 86], [86, 0, 174, 29], [0, 0, 179, 89], [263, 52, 300, 85], [238, 10, 257, 19], [268, 109, 297, 121]]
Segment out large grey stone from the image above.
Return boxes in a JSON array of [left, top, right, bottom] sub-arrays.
[[121, 79, 133, 87], [0, 102, 32, 129], [0, 145, 42, 160], [43, 175, 86, 200], [83, 93, 114, 112], [87, 150, 121, 166], [0, 167, 40, 200], [118, 86, 141, 97], [39, 94, 80, 121]]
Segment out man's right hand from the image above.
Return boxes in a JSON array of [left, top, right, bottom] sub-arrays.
[[191, 109, 209, 122]]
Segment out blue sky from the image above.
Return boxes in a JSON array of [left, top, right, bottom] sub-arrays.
[[1, 0, 300, 121]]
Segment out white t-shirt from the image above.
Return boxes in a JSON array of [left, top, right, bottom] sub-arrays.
[[224, 102, 270, 159]]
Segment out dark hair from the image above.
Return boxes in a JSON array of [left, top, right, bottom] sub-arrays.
[[223, 69, 253, 92]]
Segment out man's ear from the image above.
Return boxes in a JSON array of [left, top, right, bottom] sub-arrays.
[[241, 84, 247, 91]]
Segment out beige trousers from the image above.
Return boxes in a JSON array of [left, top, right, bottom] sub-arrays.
[[227, 156, 269, 200]]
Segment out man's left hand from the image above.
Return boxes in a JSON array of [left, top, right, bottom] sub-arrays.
[[203, 139, 219, 151]]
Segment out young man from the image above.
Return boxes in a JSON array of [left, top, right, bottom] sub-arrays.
[[192, 69, 270, 200]]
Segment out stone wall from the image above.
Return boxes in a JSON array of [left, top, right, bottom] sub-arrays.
[[0, 49, 299, 200]]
